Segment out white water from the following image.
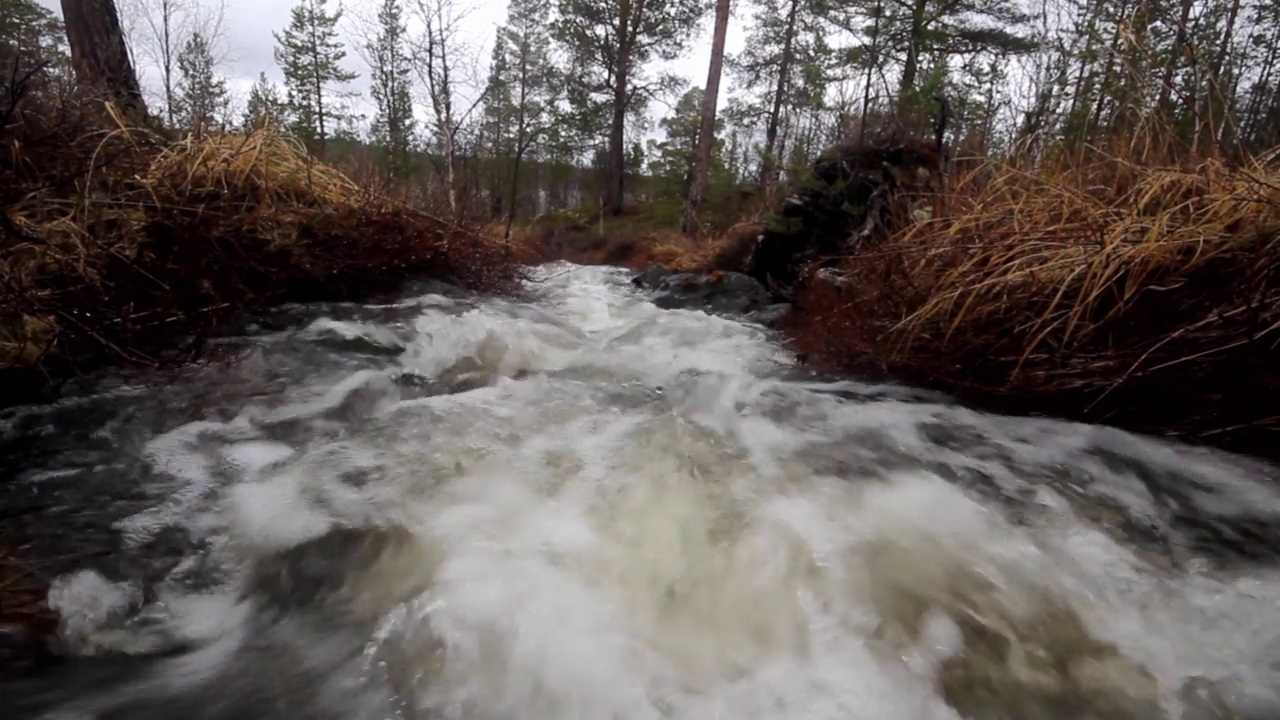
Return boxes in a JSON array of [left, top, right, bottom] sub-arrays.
[[15, 263, 1280, 720]]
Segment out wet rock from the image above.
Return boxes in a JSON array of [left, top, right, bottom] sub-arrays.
[[631, 263, 671, 289], [744, 303, 792, 328], [244, 526, 432, 622], [649, 272, 773, 316], [746, 138, 943, 294]]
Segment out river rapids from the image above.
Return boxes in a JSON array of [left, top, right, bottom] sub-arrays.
[[2, 263, 1279, 720]]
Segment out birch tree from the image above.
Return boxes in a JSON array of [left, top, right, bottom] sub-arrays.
[[410, 0, 486, 217]]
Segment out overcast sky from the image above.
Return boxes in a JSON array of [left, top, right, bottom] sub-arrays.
[[36, 0, 747, 133]]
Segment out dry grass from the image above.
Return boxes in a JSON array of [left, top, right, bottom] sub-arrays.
[[1, 113, 523, 386], [525, 194, 767, 275], [531, 216, 764, 275], [789, 143, 1280, 453]]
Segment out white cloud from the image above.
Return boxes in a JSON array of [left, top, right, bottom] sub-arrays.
[[36, 0, 747, 132]]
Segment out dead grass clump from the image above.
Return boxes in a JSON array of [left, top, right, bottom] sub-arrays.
[[1, 120, 523, 387], [531, 214, 765, 276], [789, 147, 1280, 455]]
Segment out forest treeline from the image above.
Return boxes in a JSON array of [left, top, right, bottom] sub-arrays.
[[5, 0, 1278, 232]]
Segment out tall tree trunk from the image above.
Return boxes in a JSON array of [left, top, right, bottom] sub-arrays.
[[682, 0, 731, 235], [758, 0, 799, 196], [858, 0, 884, 143], [1203, 0, 1242, 148], [504, 139, 531, 240], [1155, 0, 1193, 118], [1088, 0, 1135, 136], [443, 127, 459, 215], [606, 57, 629, 216], [897, 0, 930, 117], [61, 0, 148, 119], [162, 0, 175, 125]]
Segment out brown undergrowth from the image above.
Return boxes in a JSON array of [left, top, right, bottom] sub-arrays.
[[1, 107, 523, 402], [787, 141, 1280, 456], [525, 198, 765, 273]]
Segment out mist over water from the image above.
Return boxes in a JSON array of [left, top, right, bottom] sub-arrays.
[[4, 263, 1280, 720]]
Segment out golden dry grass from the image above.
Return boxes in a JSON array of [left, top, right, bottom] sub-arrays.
[[789, 144, 1280, 452], [1, 120, 523, 379], [531, 219, 764, 275]]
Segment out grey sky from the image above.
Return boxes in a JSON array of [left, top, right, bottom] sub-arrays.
[[36, 0, 747, 134]]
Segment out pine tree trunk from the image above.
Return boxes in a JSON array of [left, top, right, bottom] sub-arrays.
[[897, 0, 930, 117], [682, 0, 730, 235], [606, 57, 629, 216], [1155, 0, 1194, 119], [61, 0, 148, 120], [758, 0, 799, 196]]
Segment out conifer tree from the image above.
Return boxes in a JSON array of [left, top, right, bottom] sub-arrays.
[[174, 31, 228, 132], [486, 0, 561, 230], [553, 0, 705, 215], [273, 0, 359, 153], [367, 0, 416, 178], [243, 71, 285, 129]]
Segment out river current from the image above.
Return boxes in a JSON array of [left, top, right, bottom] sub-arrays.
[[2, 262, 1279, 719]]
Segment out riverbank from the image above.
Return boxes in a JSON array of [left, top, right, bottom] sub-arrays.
[[0, 110, 525, 661], [1, 116, 525, 407], [548, 137, 1280, 461], [783, 141, 1280, 459]]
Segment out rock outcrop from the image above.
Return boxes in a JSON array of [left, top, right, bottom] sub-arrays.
[[745, 137, 943, 296]]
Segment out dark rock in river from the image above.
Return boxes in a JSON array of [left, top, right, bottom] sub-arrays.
[[634, 268, 777, 318], [744, 303, 793, 328], [631, 263, 671, 289], [631, 264, 793, 326]]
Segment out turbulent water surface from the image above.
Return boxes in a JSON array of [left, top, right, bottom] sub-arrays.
[[2, 262, 1280, 720]]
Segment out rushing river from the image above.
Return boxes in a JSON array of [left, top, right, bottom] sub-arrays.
[[2, 262, 1279, 720]]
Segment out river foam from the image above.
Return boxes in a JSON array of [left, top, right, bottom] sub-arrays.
[[6, 263, 1280, 720]]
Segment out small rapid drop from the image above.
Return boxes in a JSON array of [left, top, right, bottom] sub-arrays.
[[3, 263, 1279, 720]]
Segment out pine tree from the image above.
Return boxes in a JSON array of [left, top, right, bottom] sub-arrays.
[[273, 0, 359, 153], [481, 38, 514, 217], [174, 31, 228, 132], [486, 0, 561, 230], [647, 87, 724, 199], [0, 0, 68, 67], [367, 0, 416, 179], [243, 72, 285, 129], [732, 0, 829, 193], [553, 0, 706, 215], [0, 0, 70, 95]]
